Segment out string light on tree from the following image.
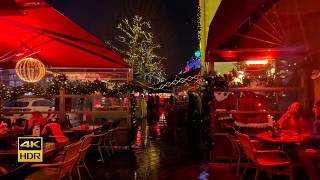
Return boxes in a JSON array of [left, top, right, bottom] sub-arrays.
[[107, 15, 166, 85], [15, 57, 46, 83], [196, 1, 201, 42]]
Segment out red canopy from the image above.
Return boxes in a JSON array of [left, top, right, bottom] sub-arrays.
[[0, 1, 130, 69], [205, 0, 265, 62], [206, 0, 320, 64]]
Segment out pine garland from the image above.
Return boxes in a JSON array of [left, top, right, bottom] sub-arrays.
[[0, 74, 142, 100]]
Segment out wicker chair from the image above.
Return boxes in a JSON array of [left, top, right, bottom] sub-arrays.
[[235, 131, 293, 180], [26, 140, 82, 180], [76, 134, 95, 180]]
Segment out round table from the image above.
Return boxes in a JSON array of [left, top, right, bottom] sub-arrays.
[[256, 130, 307, 144]]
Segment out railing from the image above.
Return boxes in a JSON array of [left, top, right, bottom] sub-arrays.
[[213, 110, 286, 114], [227, 87, 300, 92]]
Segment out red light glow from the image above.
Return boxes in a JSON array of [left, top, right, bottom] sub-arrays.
[[246, 60, 269, 65]]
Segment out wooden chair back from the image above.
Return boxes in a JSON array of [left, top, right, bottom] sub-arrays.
[[235, 131, 257, 163]]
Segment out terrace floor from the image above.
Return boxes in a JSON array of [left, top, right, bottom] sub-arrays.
[[81, 108, 305, 180]]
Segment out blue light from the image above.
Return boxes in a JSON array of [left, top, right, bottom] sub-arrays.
[[198, 171, 209, 180], [195, 50, 201, 58], [24, 92, 33, 96]]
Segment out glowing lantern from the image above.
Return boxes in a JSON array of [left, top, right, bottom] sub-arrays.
[[15, 57, 46, 83]]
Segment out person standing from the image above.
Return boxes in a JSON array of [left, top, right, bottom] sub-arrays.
[[139, 95, 147, 119], [155, 96, 160, 121], [147, 95, 155, 122], [187, 92, 196, 123]]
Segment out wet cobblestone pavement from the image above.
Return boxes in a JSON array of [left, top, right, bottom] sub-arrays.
[[84, 108, 237, 180], [83, 109, 308, 180]]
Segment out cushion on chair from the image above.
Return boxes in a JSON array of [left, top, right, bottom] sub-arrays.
[[256, 154, 289, 167], [25, 168, 59, 180]]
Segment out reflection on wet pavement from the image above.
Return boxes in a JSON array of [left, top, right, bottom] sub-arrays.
[[86, 108, 234, 180]]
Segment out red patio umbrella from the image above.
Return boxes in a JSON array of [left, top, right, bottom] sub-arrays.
[[0, 0, 130, 69]]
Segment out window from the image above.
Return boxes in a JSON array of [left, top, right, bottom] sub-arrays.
[[32, 100, 53, 107], [4, 101, 29, 107]]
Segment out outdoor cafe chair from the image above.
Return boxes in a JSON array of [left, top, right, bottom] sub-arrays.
[[235, 131, 294, 180], [225, 130, 243, 177], [108, 127, 131, 155], [224, 124, 263, 177], [76, 134, 95, 180], [111, 120, 120, 129], [26, 140, 82, 180], [91, 131, 111, 163]]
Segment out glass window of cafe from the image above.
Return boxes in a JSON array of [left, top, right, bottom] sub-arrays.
[[214, 58, 301, 113]]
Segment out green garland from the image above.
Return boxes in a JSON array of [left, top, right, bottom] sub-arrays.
[[0, 74, 143, 100]]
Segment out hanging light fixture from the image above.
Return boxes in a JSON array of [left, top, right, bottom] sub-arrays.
[[246, 59, 269, 65], [15, 57, 46, 83]]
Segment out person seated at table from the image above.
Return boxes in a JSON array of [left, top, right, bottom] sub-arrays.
[[24, 111, 46, 135], [61, 117, 72, 129], [41, 118, 69, 144], [45, 109, 57, 122], [297, 101, 320, 180], [0, 121, 8, 134], [277, 102, 312, 134]]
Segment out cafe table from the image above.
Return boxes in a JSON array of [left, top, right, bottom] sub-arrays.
[[0, 128, 24, 148], [0, 129, 24, 139], [256, 130, 307, 145], [63, 125, 102, 139], [63, 125, 102, 133]]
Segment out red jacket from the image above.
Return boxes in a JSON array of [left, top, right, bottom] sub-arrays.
[[41, 122, 69, 144]]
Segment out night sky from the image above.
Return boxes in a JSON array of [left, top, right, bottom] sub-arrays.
[[47, 0, 199, 77]]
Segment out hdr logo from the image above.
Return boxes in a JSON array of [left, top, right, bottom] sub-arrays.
[[18, 137, 43, 162]]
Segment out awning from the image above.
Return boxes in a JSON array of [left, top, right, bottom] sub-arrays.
[[206, 0, 320, 64], [0, 1, 130, 69], [205, 0, 266, 62]]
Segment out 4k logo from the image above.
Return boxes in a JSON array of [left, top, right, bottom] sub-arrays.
[[18, 137, 43, 162]]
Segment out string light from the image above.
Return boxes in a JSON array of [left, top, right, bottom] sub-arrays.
[[0, 74, 142, 100], [15, 57, 46, 83], [196, 1, 201, 42], [107, 15, 166, 84]]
